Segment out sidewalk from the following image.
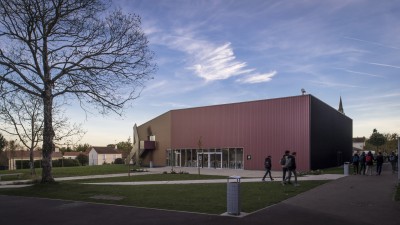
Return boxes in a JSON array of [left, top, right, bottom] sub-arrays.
[[0, 166, 340, 187]]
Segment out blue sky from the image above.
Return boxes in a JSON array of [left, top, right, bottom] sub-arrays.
[[68, 0, 400, 146]]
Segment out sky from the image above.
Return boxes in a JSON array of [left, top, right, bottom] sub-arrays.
[[64, 0, 400, 146]]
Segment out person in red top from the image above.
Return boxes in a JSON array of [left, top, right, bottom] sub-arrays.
[[365, 151, 374, 176]]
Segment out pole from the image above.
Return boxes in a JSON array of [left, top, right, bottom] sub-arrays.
[[397, 137, 399, 182]]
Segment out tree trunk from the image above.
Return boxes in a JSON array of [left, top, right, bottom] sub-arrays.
[[29, 147, 36, 177], [41, 88, 55, 183]]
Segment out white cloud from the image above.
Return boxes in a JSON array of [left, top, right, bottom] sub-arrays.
[[237, 71, 277, 84], [151, 27, 274, 83], [333, 67, 383, 78], [367, 62, 400, 70], [181, 41, 257, 81]]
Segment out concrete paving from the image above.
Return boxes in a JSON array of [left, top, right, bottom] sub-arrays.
[[0, 164, 399, 225]]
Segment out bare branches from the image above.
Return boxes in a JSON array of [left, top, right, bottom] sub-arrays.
[[0, 0, 156, 183]]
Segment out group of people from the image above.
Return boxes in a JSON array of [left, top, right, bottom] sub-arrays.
[[351, 151, 398, 175], [262, 150, 299, 186]]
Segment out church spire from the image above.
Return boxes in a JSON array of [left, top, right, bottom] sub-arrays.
[[338, 96, 344, 114]]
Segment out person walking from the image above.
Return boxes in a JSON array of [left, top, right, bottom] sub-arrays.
[[352, 153, 360, 175], [389, 152, 397, 174], [376, 152, 384, 175], [359, 152, 366, 175], [365, 151, 374, 176], [262, 155, 274, 181], [280, 150, 290, 185], [285, 152, 299, 186]]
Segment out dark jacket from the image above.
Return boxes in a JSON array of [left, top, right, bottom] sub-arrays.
[[264, 157, 272, 169], [376, 154, 384, 165], [287, 155, 296, 170]]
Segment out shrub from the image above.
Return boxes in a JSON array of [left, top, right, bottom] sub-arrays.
[[114, 158, 124, 164], [52, 159, 80, 167], [76, 153, 89, 166]]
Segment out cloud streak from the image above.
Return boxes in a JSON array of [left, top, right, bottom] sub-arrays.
[[333, 67, 383, 78], [152, 28, 275, 83], [236, 71, 277, 84], [343, 36, 400, 50], [367, 62, 400, 70]]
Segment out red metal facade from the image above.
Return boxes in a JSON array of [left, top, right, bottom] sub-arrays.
[[170, 95, 311, 171]]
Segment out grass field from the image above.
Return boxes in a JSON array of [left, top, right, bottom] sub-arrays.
[[0, 164, 131, 181], [0, 177, 328, 214], [0, 165, 348, 214]]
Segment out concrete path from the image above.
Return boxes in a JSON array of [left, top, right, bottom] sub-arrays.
[[0, 166, 338, 187]]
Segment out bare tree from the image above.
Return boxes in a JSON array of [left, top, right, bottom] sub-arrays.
[[0, 91, 86, 176], [0, 92, 42, 175], [0, 0, 155, 183]]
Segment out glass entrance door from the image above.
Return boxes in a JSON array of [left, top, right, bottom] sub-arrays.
[[197, 152, 222, 168]]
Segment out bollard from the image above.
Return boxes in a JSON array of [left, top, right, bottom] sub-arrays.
[[344, 162, 350, 175], [227, 175, 241, 215]]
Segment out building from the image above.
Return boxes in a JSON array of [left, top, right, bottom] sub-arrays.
[[63, 152, 82, 159], [353, 137, 366, 151], [0, 148, 63, 170], [131, 94, 352, 171], [88, 146, 122, 165]]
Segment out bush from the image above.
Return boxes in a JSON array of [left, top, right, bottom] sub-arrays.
[[114, 158, 124, 164], [76, 153, 88, 166], [52, 159, 80, 167]]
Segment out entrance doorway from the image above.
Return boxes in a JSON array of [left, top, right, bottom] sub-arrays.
[[197, 152, 222, 168]]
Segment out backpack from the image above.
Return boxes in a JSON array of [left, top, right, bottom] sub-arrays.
[[280, 157, 286, 166], [265, 159, 271, 168], [359, 154, 365, 162], [365, 155, 372, 163], [352, 155, 359, 163], [390, 155, 395, 162], [285, 157, 292, 168]]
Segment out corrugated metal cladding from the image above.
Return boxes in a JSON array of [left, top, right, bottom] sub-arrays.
[[170, 95, 311, 171], [310, 97, 352, 170]]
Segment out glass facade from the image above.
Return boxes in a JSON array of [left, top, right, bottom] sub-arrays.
[[166, 148, 244, 169]]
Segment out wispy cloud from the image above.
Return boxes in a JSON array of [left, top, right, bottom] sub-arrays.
[[367, 62, 400, 69], [236, 71, 277, 84], [311, 81, 359, 88], [189, 42, 252, 81], [333, 67, 383, 78], [151, 27, 274, 83], [343, 36, 400, 50]]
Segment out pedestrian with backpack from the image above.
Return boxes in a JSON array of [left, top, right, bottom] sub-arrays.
[[262, 155, 274, 181], [352, 153, 360, 175], [280, 150, 290, 185], [285, 152, 299, 186], [376, 152, 384, 175], [359, 152, 366, 175], [365, 151, 374, 176], [389, 152, 397, 174]]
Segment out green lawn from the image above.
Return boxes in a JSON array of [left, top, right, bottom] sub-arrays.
[[0, 179, 328, 214], [0, 164, 132, 181], [66, 173, 226, 183]]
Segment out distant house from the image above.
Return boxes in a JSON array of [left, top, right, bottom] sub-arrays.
[[63, 152, 82, 159], [0, 147, 63, 170], [353, 137, 366, 152], [88, 146, 122, 166]]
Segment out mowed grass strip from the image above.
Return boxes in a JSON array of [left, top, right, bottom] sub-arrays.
[[66, 173, 226, 183], [0, 164, 132, 180], [0, 179, 328, 214]]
